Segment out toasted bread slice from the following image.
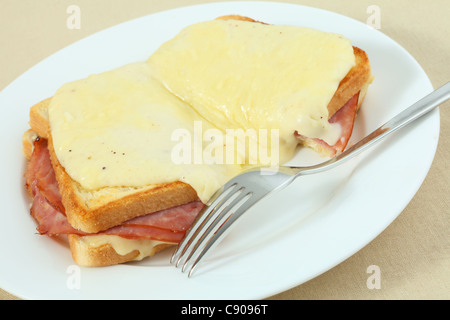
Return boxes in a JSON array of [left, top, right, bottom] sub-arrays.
[[27, 100, 199, 233], [68, 234, 173, 267]]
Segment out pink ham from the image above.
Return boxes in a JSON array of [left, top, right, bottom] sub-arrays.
[[123, 201, 203, 232], [25, 138, 64, 213], [295, 92, 360, 157], [30, 185, 202, 242], [26, 138, 204, 243], [102, 225, 186, 242], [31, 185, 83, 235]]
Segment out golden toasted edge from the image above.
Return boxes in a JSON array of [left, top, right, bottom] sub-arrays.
[[68, 234, 173, 267], [216, 14, 267, 24], [29, 97, 51, 138], [327, 47, 374, 118]]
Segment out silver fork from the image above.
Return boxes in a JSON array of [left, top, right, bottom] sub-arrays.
[[171, 82, 450, 277]]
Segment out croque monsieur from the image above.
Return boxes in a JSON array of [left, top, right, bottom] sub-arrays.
[[22, 15, 373, 267]]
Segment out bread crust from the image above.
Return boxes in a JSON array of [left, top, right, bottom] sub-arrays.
[[328, 46, 373, 117], [68, 234, 173, 267], [29, 97, 51, 138]]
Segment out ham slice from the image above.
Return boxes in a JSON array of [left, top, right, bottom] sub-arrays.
[[31, 185, 80, 235], [295, 92, 360, 157], [26, 138, 204, 243], [100, 201, 203, 242], [30, 185, 202, 242], [25, 138, 65, 213]]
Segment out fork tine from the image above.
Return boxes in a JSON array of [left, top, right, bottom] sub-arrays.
[[179, 187, 247, 271], [181, 190, 254, 276], [170, 182, 239, 265], [176, 186, 246, 268]]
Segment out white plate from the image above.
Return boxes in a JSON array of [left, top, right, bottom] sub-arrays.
[[0, 1, 438, 300]]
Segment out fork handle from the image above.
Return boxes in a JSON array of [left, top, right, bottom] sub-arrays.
[[292, 82, 450, 176]]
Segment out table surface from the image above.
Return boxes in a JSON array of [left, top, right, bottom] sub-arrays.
[[1, 0, 448, 300]]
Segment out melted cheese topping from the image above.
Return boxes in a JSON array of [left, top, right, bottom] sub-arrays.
[[49, 62, 243, 202], [148, 19, 355, 162], [48, 19, 355, 202]]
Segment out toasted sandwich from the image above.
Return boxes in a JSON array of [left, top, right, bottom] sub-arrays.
[[23, 15, 373, 267]]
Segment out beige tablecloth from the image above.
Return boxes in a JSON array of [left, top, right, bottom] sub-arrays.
[[1, 0, 448, 300]]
